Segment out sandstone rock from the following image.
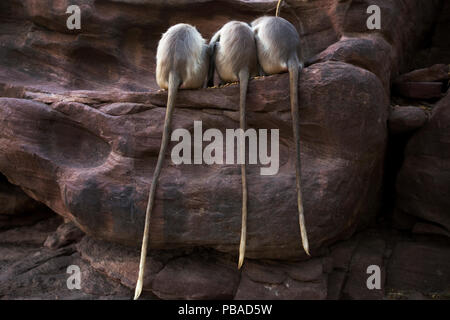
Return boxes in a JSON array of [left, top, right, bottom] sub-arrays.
[[44, 221, 85, 250], [0, 61, 388, 260], [412, 222, 450, 238], [77, 235, 164, 290], [341, 0, 442, 75], [0, 0, 343, 94], [0, 241, 132, 299], [0, 174, 44, 216], [0, 173, 55, 229], [2, 216, 449, 299], [326, 271, 347, 300], [77, 235, 238, 299], [0, 206, 53, 230], [329, 240, 358, 272], [394, 64, 449, 84], [80, 237, 234, 300], [341, 235, 386, 300], [0, 2, 442, 260], [388, 106, 428, 134], [152, 254, 239, 299], [0, 0, 442, 96], [0, 215, 61, 271], [0, 214, 132, 300], [411, 1, 450, 69], [235, 272, 327, 300], [74, 227, 449, 300], [394, 82, 444, 99], [76, 233, 332, 299], [233, 258, 329, 300], [0, 215, 62, 247], [387, 240, 450, 293], [395, 93, 450, 235], [308, 35, 394, 92], [0, 0, 448, 301]]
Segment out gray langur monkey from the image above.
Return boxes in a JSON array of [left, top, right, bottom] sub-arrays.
[[208, 21, 258, 269], [134, 23, 210, 300], [251, 2, 310, 256]]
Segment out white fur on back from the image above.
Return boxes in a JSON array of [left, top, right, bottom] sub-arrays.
[[156, 24, 207, 89]]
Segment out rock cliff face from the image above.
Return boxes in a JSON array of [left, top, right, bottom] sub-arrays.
[[0, 0, 441, 92], [395, 93, 450, 236], [0, 61, 388, 260], [0, 0, 449, 299]]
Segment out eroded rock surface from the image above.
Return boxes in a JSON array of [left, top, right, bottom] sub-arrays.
[[0, 0, 442, 95], [0, 0, 448, 300], [0, 216, 133, 299], [1, 207, 449, 299], [395, 93, 450, 235], [0, 61, 388, 259], [0, 173, 53, 229], [388, 106, 428, 134]]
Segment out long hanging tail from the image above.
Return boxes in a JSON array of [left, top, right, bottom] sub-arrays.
[[134, 72, 180, 300], [276, 0, 283, 17], [237, 69, 249, 269], [288, 59, 310, 256]]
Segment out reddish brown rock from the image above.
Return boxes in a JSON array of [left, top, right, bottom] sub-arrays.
[[0, 0, 448, 301], [74, 228, 450, 300], [0, 174, 45, 217], [152, 254, 239, 299], [3, 217, 449, 299], [235, 272, 327, 300], [341, 0, 442, 74], [0, 219, 132, 299], [412, 222, 450, 238], [308, 35, 394, 92], [0, 0, 342, 93], [44, 221, 85, 250], [394, 82, 444, 100], [77, 235, 166, 291], [0, 61, 389, 259], [0, 143, 53, 232], [327, 238, 362, 300], [329, 240, 358, 272], [387, 240, 450, 293], [394, 64, 449, 84], [388, 106, 428, 134], [0, 0, 442, 95], [235, 258, 329, 300], [0, 215, 62, 247], [395, 93, 450, 235], [77, 234, 332, 299], [326, 271, 347, 300], [411, 1, 450, 69], [341, 236, 386, 300]]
